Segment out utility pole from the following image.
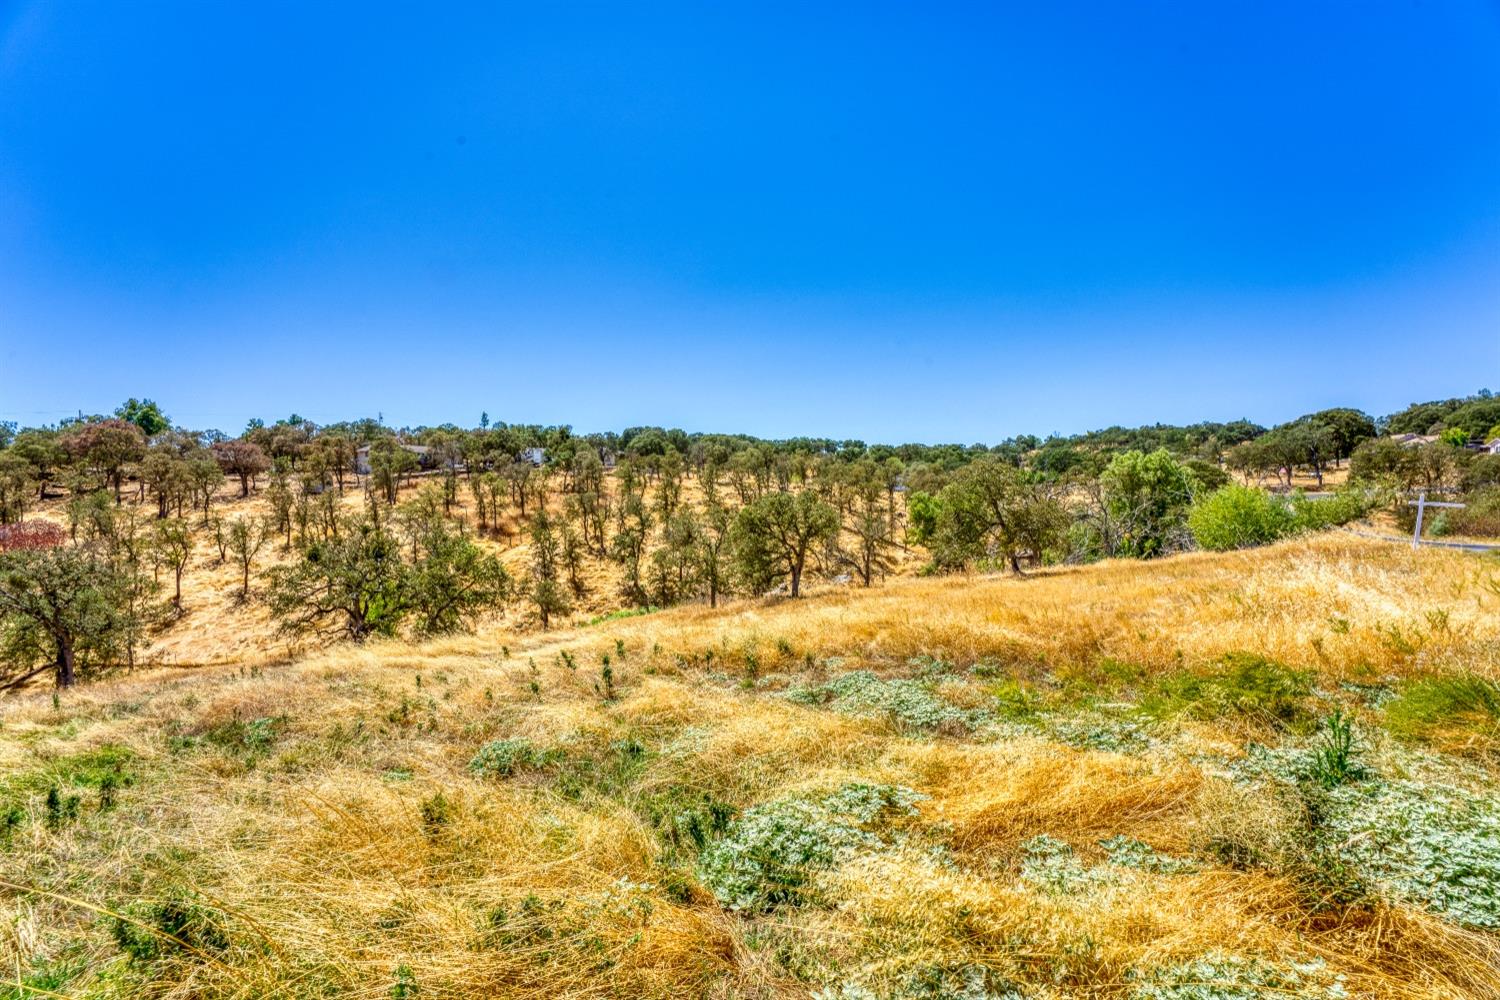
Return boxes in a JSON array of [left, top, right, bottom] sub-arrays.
[[1408, 490, 1466, 549]]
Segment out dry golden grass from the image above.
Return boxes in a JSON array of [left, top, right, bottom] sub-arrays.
[[1, 533, 1498, 997], [605, 533, 1500, 681]]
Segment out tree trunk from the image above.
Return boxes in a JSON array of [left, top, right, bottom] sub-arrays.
[[56, 638, 76, 688], [789, 561, 802, 598]]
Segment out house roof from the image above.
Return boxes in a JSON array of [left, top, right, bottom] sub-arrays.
[[355, 443, 430, 455]]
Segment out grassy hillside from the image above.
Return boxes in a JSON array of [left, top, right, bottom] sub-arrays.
[[2, 535, 1499, 998], [17, 469, 924, 670]]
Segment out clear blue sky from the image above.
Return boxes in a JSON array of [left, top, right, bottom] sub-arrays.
[[1, 2, 1497, 442]]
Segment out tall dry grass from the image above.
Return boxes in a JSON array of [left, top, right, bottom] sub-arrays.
[[605, 534, 1500, 682]]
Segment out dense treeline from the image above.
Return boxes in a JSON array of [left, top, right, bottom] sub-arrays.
[[1382, 390, 1500, 438], [1, 390, 1496, 690]]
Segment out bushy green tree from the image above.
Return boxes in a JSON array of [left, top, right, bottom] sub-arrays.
[[732, 490, 839, 597], [0, 542, 145, 688], [10, 429, 66, 501], [905, 491, 941, 546], [928, 458, 1069, 574], [504, 460, 537, 519], [525, 508, 570, 628], [1353, 438, 1461, 493], [1297, 408, 1376, 465], [151, 518, 194, 611], [368, 439, 419, 504], [185, 450, 225, 519], [265, 516, 408, 640], [225, 516, 268, 600], [1099, 449, 1195, 558], [834, 477, 898, 586], [1262, 419, 1337, 487], [266, 504, 509, 640], [558, 516, 587, 598], [139, 449, 192, 519], [695, 501, 735, 608], [610, 493, 653, 606], [1440, 427, 1470, 448], [1445, 397, 1500, 437], [403, 516, 510, 637], [647, 509, 701, 606], [115, 398, 171, 437], [0, 451, 36, 524], [1181, 458, 1230, 493]]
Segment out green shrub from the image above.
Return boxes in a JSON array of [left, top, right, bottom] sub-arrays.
[[1383, 675, 1500, 751], [111, 893, 231, 962], [1101, 449, 1196, 558], [1308, 710, 1366, 789], [1143, 654, 1312, 728], [468, 738, 547, 778], [1183, 458, 1231, 494], [1289, 490, 1369, 532], [551, 737, 651, 800], [0, 954, 83, 1000], [1019, 834, 1113, 894], [787, 670, 981, 732], [1324, 779, 1500, 928], [1444, 486, 1500, 538], [43, 786, 80, 828], [391, 964, 420, 998], [1187, 485, 1296, 551], [1232, 742, 1500, 927], [640, 789, 736, 854], [0, 744, 135, 801], [697, 783, 920, 911], [1189, 486, 1369, 552], [203, 716, 282, 757], [419, 792, 454, 836], [1100, 835, 1197, 874], [1461, 455, 1500, 492]]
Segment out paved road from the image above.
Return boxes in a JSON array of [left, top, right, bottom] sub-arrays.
[[1342, 527, 1500, 554]]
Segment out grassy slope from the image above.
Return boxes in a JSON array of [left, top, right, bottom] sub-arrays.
[[2, 535, 1499, 998]]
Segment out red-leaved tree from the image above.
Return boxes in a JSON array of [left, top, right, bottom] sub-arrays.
[[212, 440, 272, 497], [0, 521, 67, 552]]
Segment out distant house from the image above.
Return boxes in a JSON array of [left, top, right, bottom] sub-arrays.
[[1486, 438, 1500, 456], [354, 443, 433, 475], [520, 446, 546, 466]]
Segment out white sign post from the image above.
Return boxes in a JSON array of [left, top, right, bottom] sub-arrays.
[[1408, 490, 1466, 549]]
